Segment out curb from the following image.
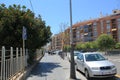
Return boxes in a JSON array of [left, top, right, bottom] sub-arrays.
[[12, 55, 44, 80]]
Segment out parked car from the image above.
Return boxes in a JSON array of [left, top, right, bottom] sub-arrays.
[[68, 51, 81, 62], [48, 50, 56, 55], [75, 52, 117, 79], [54, 50, 62, 55]]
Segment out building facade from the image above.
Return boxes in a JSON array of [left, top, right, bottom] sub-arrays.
[[51, 9, 120, 50], [51, 32, 64, 51]]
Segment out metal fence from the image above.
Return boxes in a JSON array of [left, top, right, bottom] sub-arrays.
[[0, 46, 28, 80]]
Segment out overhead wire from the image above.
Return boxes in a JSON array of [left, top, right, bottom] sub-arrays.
[[29, 0, 35, 13]]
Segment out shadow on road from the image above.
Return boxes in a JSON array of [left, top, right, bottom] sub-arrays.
[[29, 62, 62, 77]]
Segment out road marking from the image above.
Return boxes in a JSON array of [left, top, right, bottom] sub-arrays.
[[115, 74, 120, 78]]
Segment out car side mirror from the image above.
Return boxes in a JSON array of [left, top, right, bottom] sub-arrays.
[[80, 59, 84, 62]]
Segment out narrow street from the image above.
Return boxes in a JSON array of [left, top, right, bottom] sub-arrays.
[[26, 53, 72, 80], [26, 53, 120, 80]]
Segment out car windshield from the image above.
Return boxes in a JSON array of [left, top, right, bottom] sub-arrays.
[[85, 53, 106, 61]]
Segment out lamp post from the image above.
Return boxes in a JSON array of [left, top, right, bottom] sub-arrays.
[[69, 0, 76, 79]]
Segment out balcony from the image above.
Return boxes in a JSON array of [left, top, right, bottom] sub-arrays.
[[111, 28, 117, 31], [84, 33, 88, 36]]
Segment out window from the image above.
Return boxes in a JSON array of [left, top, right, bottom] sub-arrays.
[[80, 26, 84, 33], [107, 32, 111, 35], [83, 25, 89, 33], [93, 22, 97, 25], [93, 22, 97, 31], [117, 18, 120, 29], [100, 20, 104, 32], [77, 54, 84, 61], [111, 19, 116, 28], [76, 31, 80, 40], [93, 31, 98, 37], [85, 54, 105, 61], [117, 18, 120, 41], [106, 20, 111, 33]]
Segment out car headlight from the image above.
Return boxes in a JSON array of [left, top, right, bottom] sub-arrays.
[[91, 67, 99, 70], [111, 65, 116, 69]]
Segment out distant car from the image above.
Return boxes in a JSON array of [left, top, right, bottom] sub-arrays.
[[54, 50, 62, 55], [68, 51, 81, 62], [48, 50, 56, 55], [75, 52, 117, 79]]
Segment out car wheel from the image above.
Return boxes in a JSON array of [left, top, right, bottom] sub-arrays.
[[85, 69, 91, 80]]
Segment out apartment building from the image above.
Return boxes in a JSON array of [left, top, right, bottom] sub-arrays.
[[51, 9, 120, 50], [65, 9, 120, 44], [51, 33, 64, 50]]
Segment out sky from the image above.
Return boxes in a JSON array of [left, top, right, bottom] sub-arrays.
[[0, 0, 120, 35]]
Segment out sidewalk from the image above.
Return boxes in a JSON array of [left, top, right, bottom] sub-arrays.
[[60, 55, 87, 80], [26, 53, 87, 80]]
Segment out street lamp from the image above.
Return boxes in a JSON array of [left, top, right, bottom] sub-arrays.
[[69, 0, 76, 79]]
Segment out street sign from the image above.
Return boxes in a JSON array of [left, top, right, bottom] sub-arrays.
[[22, 26, 27, 40]]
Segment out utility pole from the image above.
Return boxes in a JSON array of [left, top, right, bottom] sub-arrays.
[[22, 26, 27, 69], [69, 0, 76, 79]]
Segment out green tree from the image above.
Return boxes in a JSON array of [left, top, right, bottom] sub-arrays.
[[63, 45, 71, 52], [96, 34, 115, 51], [75, 43, 81, 50], [75, 43, 86, 51], [115, 42, 120, 49], [0, 4, 52, 49], [90, 41, 98, 51], [0, 4, 52, 64], [84, 42, 91, 51], [75, 42, 98, 52]]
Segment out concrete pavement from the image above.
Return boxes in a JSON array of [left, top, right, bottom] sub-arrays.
[[26, 53, 86, 80], [26, 53, 120, 80], [104, 54, 120, 78]]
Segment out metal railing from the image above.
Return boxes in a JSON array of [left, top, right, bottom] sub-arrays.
[[0, 46, 28, 80]]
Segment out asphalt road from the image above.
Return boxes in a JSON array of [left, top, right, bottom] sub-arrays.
[[104, 54, 120, 78], [26, 53, 120, 80]]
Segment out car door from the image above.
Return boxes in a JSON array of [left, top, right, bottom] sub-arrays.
[[76, 54, 84, 72]]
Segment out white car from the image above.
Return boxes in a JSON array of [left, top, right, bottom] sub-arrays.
[[76, 52, 117, 79]]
